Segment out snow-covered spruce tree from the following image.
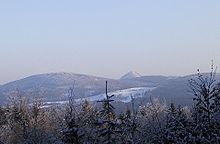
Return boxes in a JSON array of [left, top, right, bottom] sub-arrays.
[[0, 106, 6, 127], [118, 96, 139, 144], [79, 100, 99, 143], [130, 95, 139, 143], [138, 98, 167, 143], [46, 106, 66, 143], [188, 65, 220, 143], [161, 103, 192, 144], [6, 90, 30, 144], [118, 109, 132, 143], [61, 85, 83, 144], [0, 106, 7, 143], [96, 81, 121, 144], [26, 97, 48, 144], [213, 82, 220, 124]]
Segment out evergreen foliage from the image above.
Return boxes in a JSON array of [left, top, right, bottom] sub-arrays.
[[96, 81, 120, 144], [0, 67, 220, 143]]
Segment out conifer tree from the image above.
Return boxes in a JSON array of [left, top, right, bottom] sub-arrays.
[[80, 100, 99, 143], [96, 81, 120, 144], [119, 96, 139, 143], [6, 90, 30, 144], [62, 85, 83, 144], [27, 97, 48, 144], [189, 64, 220, 143], [163, 103, 191, 143]]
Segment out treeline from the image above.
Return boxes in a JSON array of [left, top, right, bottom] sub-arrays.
[[0, 70, 220, 144]]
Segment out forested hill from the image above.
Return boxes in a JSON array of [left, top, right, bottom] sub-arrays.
[[0, 72, 219, 106]]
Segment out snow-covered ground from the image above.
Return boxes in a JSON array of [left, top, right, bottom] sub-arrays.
[[76, 87, 156, 103], [43, 87, 156, 107]]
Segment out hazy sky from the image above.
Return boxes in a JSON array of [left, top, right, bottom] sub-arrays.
[[0, 0, 220, 84]]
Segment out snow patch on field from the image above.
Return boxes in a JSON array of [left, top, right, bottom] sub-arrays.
[[43, 87, 156, 107], [76, 87, 156, 103]]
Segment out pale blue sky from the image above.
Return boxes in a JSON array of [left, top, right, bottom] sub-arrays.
[[0, 0, 220, 84]]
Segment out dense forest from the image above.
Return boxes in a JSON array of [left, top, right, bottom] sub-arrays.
[[0, 69, 220, 144]]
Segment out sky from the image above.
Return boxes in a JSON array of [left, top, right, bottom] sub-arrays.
[[0, 0, 220, 84]]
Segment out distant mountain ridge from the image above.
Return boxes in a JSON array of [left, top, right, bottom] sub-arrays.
[[0, 72, 219, 105], [0, 72, 154, 104]]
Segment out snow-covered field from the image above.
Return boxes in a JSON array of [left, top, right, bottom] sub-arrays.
[[43, 87, 156, 107], [76, 87, 156, 103]]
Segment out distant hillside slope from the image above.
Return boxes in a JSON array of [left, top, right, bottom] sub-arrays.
[[0, 72, 154, 104], [148, 73, 220, 106], [0, 72, 219, 106]]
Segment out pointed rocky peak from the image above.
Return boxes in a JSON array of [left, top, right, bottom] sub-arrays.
[[120, 71, 142, 80]]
